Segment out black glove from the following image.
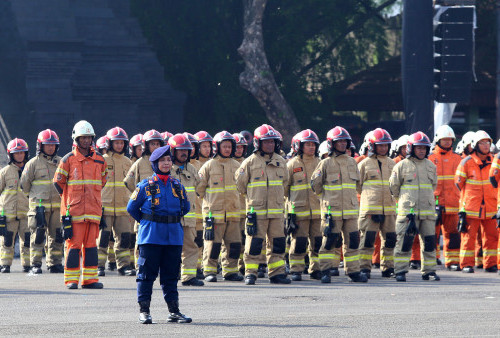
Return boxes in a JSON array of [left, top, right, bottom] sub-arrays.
[[99, 209, 107, 230], [35, 206, 47, 229], [61, 215, 73, 240], [204, 215, 215, 241], [371, 214, 385, 224], [405, 213, 418, 236], [246, 210, 257, 236], [323, 213, 335, 237], [285, 213, 298, 235], [435, 205, 445, 226], [0, 214, 6, 237], [457, 210, 467, 233]]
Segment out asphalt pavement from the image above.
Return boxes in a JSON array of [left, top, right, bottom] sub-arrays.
[[1, 260, 500, 337]]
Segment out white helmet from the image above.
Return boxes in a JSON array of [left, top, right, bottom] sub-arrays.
[[359, 141, 368, 156], [471, 130, 492, 149], [318, 140, 329, 158], [390, 139, 399, 158], [461, 131, 475, 148], [455, 140, 464, 154], [397, 135, 409, 152], [496, 139, 500, 150], [72, 120, 95, 141], [434, 125, 455, 143]]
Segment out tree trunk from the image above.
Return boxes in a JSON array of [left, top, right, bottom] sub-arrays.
[[238, 0, 300, 146]]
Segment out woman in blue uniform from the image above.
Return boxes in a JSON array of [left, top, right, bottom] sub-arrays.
[[127, 145, 192, 324]]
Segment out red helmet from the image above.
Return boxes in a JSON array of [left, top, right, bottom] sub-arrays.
[[36, 129, 59, 155], [130, 134, 143, 147], [142, 129, 164, 155], [232, 133, 248, 158], [195, 131, 213, 158], [7, 138, 29, 163], [184, 132, 199, 159], [407, 131, 431, 157], [297, 129, 320, 156], [161, 131, 173, 143], [96, 136, 109, 150], [213, 131, 236, 157], [368, 128, 392, 155], [253, 124, 280, 152], [194, 131, 213, 143], [169, 133, 193, 162], [129, 134, 143, 158], [106, 127, 129, 153], [289, 133, 300, 157], [326, 126, 352, 154]]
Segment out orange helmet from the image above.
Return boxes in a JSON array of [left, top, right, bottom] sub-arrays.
[[253, 124, 280, 152], [213, 131, 236, 158], [142, 129, 164, 155], [297, 129, 320, 156], [407, 131, 431, 157], [36, 129, 59, 155], [326, 126, 351, 155], [7, 138, 29, 164], [368, 128, 392, 155]]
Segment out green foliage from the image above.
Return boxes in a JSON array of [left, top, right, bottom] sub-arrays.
[[131, 0, 395, 137]]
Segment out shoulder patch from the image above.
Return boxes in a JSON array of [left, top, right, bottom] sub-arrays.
[[293, 167, 303, 173], [130, 187, 139, 200]]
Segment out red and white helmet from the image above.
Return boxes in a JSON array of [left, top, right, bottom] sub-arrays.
[[326, 126, 352, 154], [407, 131, 431, 157], [96, 136, 109, 150], [129, 133, 143, 158], [7, 138, 29, 163], [289, 132, 301, 157], [142, 129, 164, 155], [368, 128, 392, 155], [169, 133, 193, 161], [297, 129, 320, 156], [106, 127, 129, 153], [194, 131, 213, 144], [232, 133, 248, 158], [161, 131, 173, 143], [213, 131, 236, 157], [36, 129, 60, 155], [253, 124, 280, 152]]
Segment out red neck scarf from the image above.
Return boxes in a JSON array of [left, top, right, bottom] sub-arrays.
[[157, 174, 170, 185]]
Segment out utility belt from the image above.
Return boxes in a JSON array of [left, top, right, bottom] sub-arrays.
[[142, 213, 181, 224]]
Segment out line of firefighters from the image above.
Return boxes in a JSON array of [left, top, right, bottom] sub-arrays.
[[0, 121, 499, 286]]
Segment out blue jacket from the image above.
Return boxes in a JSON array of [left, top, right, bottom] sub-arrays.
[[127, 174, 190, 245]]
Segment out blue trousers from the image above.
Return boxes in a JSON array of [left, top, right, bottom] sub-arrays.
[[136, 244, 182, 303]]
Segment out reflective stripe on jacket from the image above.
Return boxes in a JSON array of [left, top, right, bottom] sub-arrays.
[[196, 156, 241, 222], [102, 152, 132, 216], [428, 145, 461, 214], [455, 153, 497, 219], [0, 164, 28, 220], [171, 163, 199, 227], [20, 154, 61, 215], [390, 157, 437, 220], [53, 148, 107, 224], [235, 152, 288, 219], [310, 154, 361, 220], [357, 155, 396, 216]]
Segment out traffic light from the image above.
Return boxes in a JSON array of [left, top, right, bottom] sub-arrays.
[[433, 5, 475, 103]]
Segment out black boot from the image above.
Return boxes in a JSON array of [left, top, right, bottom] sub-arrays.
[[49, 264, 64, 273], [118, 266, 136, 276], [108, 262, 117, 271], [348, 271, 368, 283], [1, 265, 10, 273], [257, 264, 266, 278], [31, 265, 42, 274], [23, 265, 30, 273], [269, 274, 291, 284], [139, 301, 152, 324], [98, 267, 105, 277], [360, 268, 371, 279], [167, 300, 192, 323], [330, 267, 339, 277], [422, 272, 440, 281], [320, 270, 331, 284], [290, 272, 302, 281], [395, 272, 406, 282], [196, 268, 204, 280], [309, 270, 322, 280], [381, 268, 394, 278]]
